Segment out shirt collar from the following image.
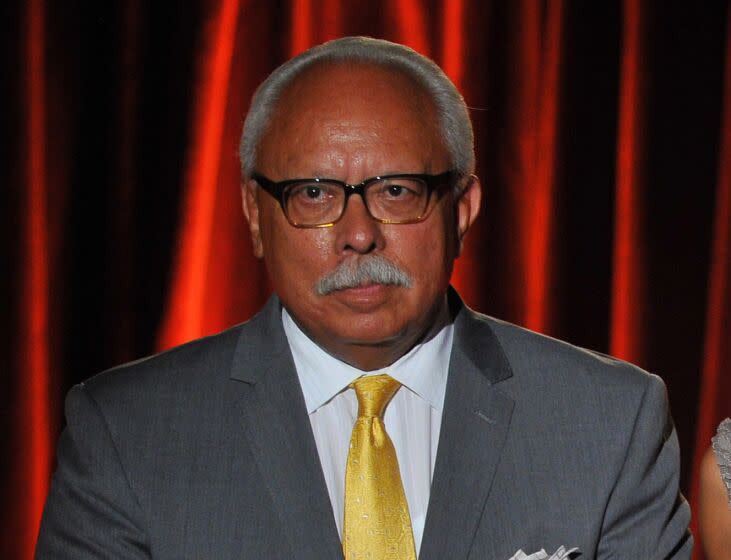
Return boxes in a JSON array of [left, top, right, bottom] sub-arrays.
[[283, 305, 453, 415]]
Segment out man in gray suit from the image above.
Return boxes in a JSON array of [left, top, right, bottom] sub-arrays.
[[37, 37, 692, 559]]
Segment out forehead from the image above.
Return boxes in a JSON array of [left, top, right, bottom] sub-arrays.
[[256, 62, 447, 177], [279, 61, 434, 112]]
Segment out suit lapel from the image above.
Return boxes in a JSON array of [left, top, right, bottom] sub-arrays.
[[420, 294, 515, 560], [228, 298, 343, 560]]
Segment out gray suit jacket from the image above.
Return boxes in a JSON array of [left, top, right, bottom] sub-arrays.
[[36, 292, 692, 558]]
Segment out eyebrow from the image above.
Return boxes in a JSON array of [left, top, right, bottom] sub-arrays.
[[279, 169, 435, 181]]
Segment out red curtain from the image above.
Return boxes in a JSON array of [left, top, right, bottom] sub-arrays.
[[5, 1, 730, 558], [11, 2, 55, 558]]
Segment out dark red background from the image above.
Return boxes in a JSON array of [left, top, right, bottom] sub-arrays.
[[4, 1, 730, 558]]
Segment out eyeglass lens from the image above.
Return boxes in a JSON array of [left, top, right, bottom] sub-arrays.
[[285, 177, 429, 226]]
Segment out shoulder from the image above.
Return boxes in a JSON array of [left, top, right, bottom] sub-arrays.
[[452, 304, 670, 445], [465, 306, 661, 394], [81, 322, 245, 404], [77, 297, 283, 410]]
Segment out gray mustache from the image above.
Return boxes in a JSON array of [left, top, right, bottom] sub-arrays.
[[315, 256, 413, 295]]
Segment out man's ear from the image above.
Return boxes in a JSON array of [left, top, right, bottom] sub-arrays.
[[241, 179, 264, 258], [455, 174, 482, 256]]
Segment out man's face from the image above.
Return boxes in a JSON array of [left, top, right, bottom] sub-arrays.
[[243, 62, 480, 368]]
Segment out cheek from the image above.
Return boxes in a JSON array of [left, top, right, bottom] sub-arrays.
[[262, 220, 334, 289], [419, 212, 458, 284], [421, 238, 454, 287], [389, 226, 453, 287]]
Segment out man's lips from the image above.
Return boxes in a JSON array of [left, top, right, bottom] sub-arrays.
[[337, 282, 385, 292], [329, 282, 393, 307]]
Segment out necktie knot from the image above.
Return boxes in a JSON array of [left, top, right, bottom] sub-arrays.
[[351, 374, 401, 418]]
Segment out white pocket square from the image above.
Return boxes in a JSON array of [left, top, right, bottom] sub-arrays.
[[509, 546, 580, 560]]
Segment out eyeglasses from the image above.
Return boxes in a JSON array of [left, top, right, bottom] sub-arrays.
[[252, 170, 458, 228]]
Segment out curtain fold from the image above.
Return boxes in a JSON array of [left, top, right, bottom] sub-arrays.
[[610, 0, 647, 364], [15, 1, 54, 557], [156, 0, 241, 350], [522, 0, 563, 333], [5, 2, 729, 558], [391, 0, 429, 56]]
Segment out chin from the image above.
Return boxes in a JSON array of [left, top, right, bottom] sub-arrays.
[[332, 308, 423, 347]]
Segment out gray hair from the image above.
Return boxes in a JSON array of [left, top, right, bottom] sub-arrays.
[[239, 36, 474, 179]]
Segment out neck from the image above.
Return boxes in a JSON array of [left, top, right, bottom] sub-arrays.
[[333, 341, 417, 372]]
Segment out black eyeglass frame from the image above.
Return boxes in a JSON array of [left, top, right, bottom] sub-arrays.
[[251, 170, 459, 228]]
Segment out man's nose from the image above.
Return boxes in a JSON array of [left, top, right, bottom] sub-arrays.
[[334, 194, 385, 254]]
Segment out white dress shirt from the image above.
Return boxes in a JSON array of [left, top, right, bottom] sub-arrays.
[[282, 308, 453, 555]]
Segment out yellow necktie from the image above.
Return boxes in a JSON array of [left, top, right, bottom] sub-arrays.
[[342, 374, 417, 560]]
